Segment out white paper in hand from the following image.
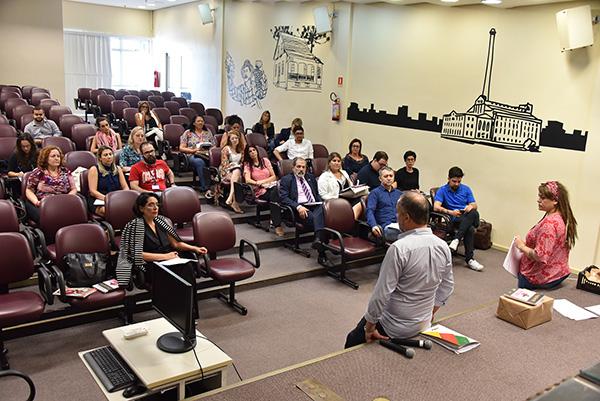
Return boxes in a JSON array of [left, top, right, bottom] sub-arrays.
[[503, 237, 522, 278]]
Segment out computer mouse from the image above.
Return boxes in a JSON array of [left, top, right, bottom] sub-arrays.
[[123, 384, 146, 398]]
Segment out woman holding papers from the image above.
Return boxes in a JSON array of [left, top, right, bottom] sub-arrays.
[[116, 193, 207, 315], [243, 145, 283, 236], [514, 181, 577, 289], [179, 115, 216, 195], [318, 152, 363, 219], [87, 145, 128, 216], [218, 130, 245, 213]]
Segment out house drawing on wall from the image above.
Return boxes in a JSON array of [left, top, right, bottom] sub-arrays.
[[273, 33, 323, 92]]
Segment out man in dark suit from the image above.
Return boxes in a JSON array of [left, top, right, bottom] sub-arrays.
[[279, 157, 332, 268]]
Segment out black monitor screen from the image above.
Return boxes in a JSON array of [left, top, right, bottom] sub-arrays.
[[152, 264, 196, 353]]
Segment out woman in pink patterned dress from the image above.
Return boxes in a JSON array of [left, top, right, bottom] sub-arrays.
[[514, 181, 577, 289]]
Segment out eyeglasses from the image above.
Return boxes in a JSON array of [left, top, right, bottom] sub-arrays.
[[146, 202, 161, 208], [351, 144, 360, 148], [142, 150, 156, 155]]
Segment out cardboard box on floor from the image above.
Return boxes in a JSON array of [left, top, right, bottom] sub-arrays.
[[496, 295, 554, 329]]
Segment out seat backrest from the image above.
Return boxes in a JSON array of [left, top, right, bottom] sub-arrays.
[[257, 146, 268, 160], [31, 87, 50, 96], [245, 132, 268, 148], [105, 190, 139, 231], [323, 198, 355, 234], [152, 107, 170, 125], [122, 108, 138, 129], [208, 147, 222, 168], [213, 133, 223, 146], [161, 91, 176, 101], [123, 95, 140, 108], [188, 102, 205, 115], [89, 89, 106, 105], [138, 90, 152, 100], [22, 85, 36, 100], [39, 194, 88, 237], [0, 199, 19, 232], [54, 223, 109, 274], [0, 114, 9, 125], [5, 98, 28, 120], [80, 168, 90, 195], [71, 123, 96, 150], [14, 105, 34, 128], [39, 98, 60, 118], [114, 89, 130, 100], [30, 92, 50, 107], [0, 232, 35, 284], [19, 113, 34, 131], [148, 95, 164, 108], [178, 107, 196, 122], [128, 90, 139, 97], [0, 137, 17, 160], [430, 187, 440, 201], [313, 144, 329, 159], [203, 114, 218, 130], [42, 136, 74, 155], [171, 97, 188, 108], [65, 150, 96, 171], [193, 211, 236, 252], [311, 158, 328, 178], [59, 114, 84, 139], [206, 108, 223, 126], [0, 124, 17, 138], [0, 92, 21, 110], [163, 124, 185, 147], [48, 105, 72, 125], [162, 186, 201, 225], [169, 115, 189, 126], [110, 100, 129, 119], [277, 159, 294, 177], [150, 90, 161, 95], [103, 88, 116, 97], [77, 87, 92, 101], [163, 101, 180, 116], [97, 94, 115, 114]]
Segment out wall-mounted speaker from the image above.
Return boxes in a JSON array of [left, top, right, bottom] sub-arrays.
[[556, 5, 594, 52], [313, 6, 332, 34], [198, 3, 213, 25]]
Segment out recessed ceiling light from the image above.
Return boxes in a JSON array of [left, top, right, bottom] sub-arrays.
[[138, 5, 147, 8], [481, 0, 502, 4], [441, 0, 459, 3], [147, 3, 156, 5]]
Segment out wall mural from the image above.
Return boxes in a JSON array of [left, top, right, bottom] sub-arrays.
[[270, 25, 330, 92], [347, 28, 588, 152], [226, 52, 268, 108]]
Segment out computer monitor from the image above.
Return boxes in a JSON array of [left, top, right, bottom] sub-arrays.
[[152, 264, 197, 353]]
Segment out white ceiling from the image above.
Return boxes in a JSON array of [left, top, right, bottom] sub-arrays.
[[66, 0, 580, 10]]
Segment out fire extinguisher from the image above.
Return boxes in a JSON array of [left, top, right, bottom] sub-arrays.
[[330, 92, 340, 121], [153, 71, 160, 88]]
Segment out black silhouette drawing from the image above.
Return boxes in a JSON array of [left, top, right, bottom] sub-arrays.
[[226, 52, 268, 108]]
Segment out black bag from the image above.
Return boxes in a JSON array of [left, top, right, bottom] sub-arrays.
[[64, 252, 108, 287], [474, 219, 492, 250]]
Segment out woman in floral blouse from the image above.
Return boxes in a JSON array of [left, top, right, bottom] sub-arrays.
[[179, 115, 215, 195]]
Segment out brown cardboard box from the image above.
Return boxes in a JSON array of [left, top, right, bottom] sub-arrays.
[[496, 294, 554, 329]]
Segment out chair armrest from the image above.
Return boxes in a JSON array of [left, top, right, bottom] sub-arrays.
[[322, 227, 345, 255], [239, 238, 260, 268], [429, 211, 454, 231], [34, 227, 49, 261], [20, 227, 37, 259], [40, 263, 66, 304], [100, 221, 118, 250], [37, 264, 54, 305], [276, 202, 296, 226]]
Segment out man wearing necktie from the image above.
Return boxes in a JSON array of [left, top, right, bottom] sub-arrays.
[[279, 157, 333, 268]]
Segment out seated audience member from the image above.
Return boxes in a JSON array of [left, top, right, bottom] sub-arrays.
[[87, 145, 129, 217], [252, 110, 275, 147], [179, 115, 215, 195], [135, 100, 163, 142], [357, 151, 389, 191], [273, 126, 313, 161], [24, 106, 62, 145], [8, 133, 39, 178], [25, 146, 77, 224], [243, 145, 283, 236], [433, 166, 484, 271], [219, 130, 244, 213], [119, 126, 145, 173], [279, 157, 332, 268], [342, 138, 369, 175], [345, 192, 453, 348], [318, 152, 363, 220], [115, 192, 207, 317], [129, 142, 175, 195], [90, 117, 122, 154], [394, 150, 419, 192], [220, 115, 247, 148], [514, 181, 577, 290], [274, 117, 302, 147], [366, 167, 403, 242]]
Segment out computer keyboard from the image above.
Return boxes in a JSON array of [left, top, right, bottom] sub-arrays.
[[83, 345, 138, 392]]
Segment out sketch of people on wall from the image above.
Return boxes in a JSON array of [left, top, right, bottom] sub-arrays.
[[226, 52, 268, 109]]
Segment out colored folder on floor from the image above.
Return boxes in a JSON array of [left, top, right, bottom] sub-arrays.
[[421, 324, 480, 354]]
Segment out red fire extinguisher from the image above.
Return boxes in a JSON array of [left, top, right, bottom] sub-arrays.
[[331, 92, 340, 121], [153, 71, 160, 88]]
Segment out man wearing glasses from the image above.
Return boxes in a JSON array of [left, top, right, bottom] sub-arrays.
[[357, 151, 389, 191], [129, 142, 176, 195]]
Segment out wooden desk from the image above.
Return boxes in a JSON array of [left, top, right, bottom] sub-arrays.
[[80, 318, 233, 400]]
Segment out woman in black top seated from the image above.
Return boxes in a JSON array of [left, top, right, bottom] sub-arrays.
[[116, 193, 207, 316], [342, 138, 369, 175], [394, 150, 420, 192], [87, 145, 129, 217], [7, 133, 39, 196], [251, 110, 275, 147]]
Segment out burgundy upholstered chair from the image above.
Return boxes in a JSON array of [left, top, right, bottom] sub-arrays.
[[161, 186, 201, 244], [103, 190, 139, 250]]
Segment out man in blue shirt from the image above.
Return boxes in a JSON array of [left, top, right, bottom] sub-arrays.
[[366, 167, 403, 242], [433, 166, 484, 271]]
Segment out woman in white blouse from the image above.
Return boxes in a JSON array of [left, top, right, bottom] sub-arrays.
[[318, 152, 363, 219]]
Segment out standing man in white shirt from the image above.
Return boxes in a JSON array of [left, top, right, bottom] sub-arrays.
[[24, 106, 62, 145], [273, 125, 314, 161]]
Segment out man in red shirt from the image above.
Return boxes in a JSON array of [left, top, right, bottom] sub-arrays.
[[129, 142, 176, 194]]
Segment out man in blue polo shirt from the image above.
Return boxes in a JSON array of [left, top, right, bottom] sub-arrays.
[[366, 167, 403, 242], [433, 166, 484, 271]]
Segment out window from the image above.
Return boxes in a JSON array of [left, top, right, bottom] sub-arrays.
[[111, 37, 152, 89]]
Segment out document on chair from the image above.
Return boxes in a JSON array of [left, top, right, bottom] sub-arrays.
[[503, 237, 522, 278], [157, 258, 194, 267], [553, 299, 598, 320]]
